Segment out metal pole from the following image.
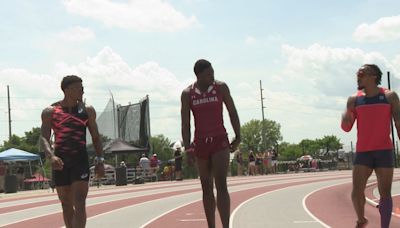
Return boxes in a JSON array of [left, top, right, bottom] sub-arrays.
[[260, 80, 265, 121], [146, 95, 151, 147], [260, 81, 266, 151], [117, 105, 121, 139], [110, 91, 117, 139], [7, 85, 11, 140], [388, 71, 398, 167]]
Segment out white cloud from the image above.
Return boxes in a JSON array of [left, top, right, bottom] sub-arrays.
[[253, 43, 400, 145], [1, 45, 398, 146], [391, 54, 400, 76], [62, 0, 199, 32], [0, 47, 189, 143], [56, 26, 96, 43], [52, 47, 192, 107], [245, 36, 256, 45], [353, 15, 400, 42], [280, 43, 390, 97]]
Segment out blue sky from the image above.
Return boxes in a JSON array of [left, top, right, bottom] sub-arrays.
[[1, 0, 400, 151]]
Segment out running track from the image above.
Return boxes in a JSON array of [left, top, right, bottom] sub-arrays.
[[0, 169, 399, 228]]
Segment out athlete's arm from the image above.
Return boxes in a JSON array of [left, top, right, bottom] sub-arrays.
[[181, 88, 191, 149], [341, 95, 356, 132], [86, 105, 103, 158], [387, 91, 400, 138], [220, 82, 241, 151], [40, 106, 64, 170]]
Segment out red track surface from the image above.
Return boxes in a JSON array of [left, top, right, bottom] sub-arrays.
[[306, 180, 400, 227], [1, 170, 399, 228]]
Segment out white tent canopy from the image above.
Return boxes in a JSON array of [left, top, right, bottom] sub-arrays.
[[0, 148, 45, 179], [0, 148, 40, 161]]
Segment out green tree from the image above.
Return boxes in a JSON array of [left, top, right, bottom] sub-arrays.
[[278, 142, 303, 160], [24, 127, 41, 146], [149, 135, 198, 179], [318, 135, 343, 157], [1, 127, 41, 153], [149, 135, 173, 163], [240, 119, 282, 153], [299, 139, 321, 157]]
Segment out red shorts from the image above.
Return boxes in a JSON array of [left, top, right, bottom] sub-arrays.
[[194, 134, 230, 160]]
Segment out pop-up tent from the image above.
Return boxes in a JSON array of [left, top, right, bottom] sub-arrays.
[[103, 138, 148, 154], [0, 148, 41, 161], [103, 138, 149, 167], [0, 148, 45, 179]]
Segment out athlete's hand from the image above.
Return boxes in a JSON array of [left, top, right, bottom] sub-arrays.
[[50, 156, 64, 170], [229, 137, 241, 153], [95, 163, 105, 178]]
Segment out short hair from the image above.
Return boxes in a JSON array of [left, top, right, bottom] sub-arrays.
[[61, 75, 82, 91], [194, 59, 212, 76], [363, 64, 382, 85]]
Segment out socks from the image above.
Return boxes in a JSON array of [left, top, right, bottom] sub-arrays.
[[379, 196, 392, 228]]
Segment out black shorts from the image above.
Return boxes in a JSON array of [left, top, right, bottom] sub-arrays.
[[53, 161, 90, 186], [353, 149, 394, 169], [175, 159, 182, 171]]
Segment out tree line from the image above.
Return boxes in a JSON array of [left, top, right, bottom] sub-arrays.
[[0, 118, 343, 175]]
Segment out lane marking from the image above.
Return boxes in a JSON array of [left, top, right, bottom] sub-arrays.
[[364, 180, 400, 218], [179, 219, 206, 222], [229, 183, 325, 228], [139, 199, 202, 228], [293, 220, 318, 223], [302, 180, 355, 228]]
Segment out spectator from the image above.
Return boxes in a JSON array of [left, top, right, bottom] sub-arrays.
[[150, 154, 159, 175], [271, 149, 278, 173], [163, 161, 174, 181], [139, 154, 150, 176], [174, 147, 183, 181], [256, 152, 263, 175], [16, 166, 24, 190], [248, 150, 256, 176], [235, 150, 243, 176]]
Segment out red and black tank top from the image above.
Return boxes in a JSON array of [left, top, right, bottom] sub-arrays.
[[189, 81, 227, 139], [51, 102, 89, 163], [354, 87, 393, 152]]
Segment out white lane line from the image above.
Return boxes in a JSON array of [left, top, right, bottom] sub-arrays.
[[139, 181, 279, 228], [229, 184, 308, 228], [2, 172, 354, 227], [179, 219, 206, 222], [293, 220, 318, 223], [302, 180, 352, 228], [139, 198, 202, 228], [230, 177, 353, 228]]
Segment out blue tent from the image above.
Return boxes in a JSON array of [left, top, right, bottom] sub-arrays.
[[0, 148, 40, 161], [0, 148, 45, 180]]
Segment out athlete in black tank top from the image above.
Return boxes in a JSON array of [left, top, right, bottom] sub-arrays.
[[40, 75, 104, 228]]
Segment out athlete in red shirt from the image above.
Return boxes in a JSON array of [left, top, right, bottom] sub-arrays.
[[181, 59, 240, 228], [40, 75, 104, 228], [341, 64, 400, 228]]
